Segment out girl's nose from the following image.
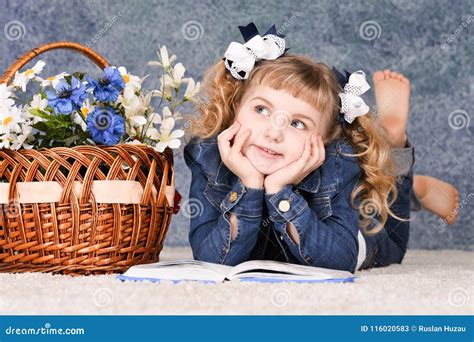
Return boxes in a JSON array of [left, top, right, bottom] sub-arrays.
[[264, 123, 284, 143]]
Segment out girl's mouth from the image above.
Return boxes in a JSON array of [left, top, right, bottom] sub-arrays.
[[254, 145, 282, 159]]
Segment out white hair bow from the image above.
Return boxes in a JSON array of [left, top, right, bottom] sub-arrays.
[[223, 26, 286, 80], [338, 70, 371, 123]]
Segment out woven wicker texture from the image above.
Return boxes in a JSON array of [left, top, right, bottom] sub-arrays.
[[0, 42, 176, 275]]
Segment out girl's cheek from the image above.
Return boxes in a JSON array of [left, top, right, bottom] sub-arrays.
[[288, 135, 308, 159], [239, 128, 253, 152]]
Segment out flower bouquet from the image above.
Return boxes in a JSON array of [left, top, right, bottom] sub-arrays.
[[0, 42, 198, 275]]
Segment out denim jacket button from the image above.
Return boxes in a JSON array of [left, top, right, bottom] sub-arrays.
[[229, 191, 238, 202], [278, 200, 291, 212]]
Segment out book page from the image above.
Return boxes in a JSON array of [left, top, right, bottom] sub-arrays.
[[227, 260, 353, 280], [122, 259, 233, 282]]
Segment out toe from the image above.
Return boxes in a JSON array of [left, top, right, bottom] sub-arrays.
[[383, 69, 391, 78], [446, 207, 459, 225], [373, 71, 385, 83], [453, 187, 459, 197], [399, 74, 410, 84], [390, 71, 399, 79]]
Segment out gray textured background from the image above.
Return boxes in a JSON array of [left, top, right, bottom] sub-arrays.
[[1, 0, 472, 250]]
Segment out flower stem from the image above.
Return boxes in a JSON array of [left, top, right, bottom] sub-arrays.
[[140, 68, 166, 140]]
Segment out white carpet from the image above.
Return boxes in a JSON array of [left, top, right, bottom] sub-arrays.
[[1, 246, 472, 315]]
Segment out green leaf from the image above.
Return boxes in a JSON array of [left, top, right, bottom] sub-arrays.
[[64, 135, 80, 147], [32, 122, 49, 132], [28, 108, 50, 119], [70, 72, 86, 81]]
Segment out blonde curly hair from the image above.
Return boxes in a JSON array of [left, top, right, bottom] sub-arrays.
[[185, 53, 406, 236]]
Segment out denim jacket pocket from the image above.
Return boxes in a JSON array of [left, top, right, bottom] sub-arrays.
[[307, 195, 332, 221], [203, 182, 231, 211]]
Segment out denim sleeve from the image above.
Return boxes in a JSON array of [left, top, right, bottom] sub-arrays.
[[391, 136, 415, 177], [264, 180, 360, 273], [390, 136, 422, 211], [188, 165, 265, 266]]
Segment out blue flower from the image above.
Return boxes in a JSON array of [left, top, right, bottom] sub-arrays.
[[86, 67, 125, 103], [47, 77, 87, 114], [86, 106, 125, 145]]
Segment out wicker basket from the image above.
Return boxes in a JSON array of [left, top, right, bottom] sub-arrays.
[[0, 42, 180, 275]]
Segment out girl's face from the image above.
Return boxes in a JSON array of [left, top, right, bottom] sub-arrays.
[[233, 85, 323, 175]]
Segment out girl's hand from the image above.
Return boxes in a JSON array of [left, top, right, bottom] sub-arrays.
[[264, 134, 325, 194], [217, 121, 265, 189]]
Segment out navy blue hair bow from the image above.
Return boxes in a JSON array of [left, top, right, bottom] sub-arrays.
[[223, 22, 289, 80], [332, 67, 352, 90], [238, 22, 287, 45], [332, 67, 371, 126]]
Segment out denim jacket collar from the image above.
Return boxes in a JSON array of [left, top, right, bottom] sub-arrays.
[[187, 134, 323, 193]]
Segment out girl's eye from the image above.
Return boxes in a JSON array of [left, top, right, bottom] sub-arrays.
[[254, 105, 270, 116], [254, 105, 306, 130], [291, 120, 306, 130]]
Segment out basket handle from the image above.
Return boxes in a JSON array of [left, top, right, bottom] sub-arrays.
[[0, 41, 110, 85]]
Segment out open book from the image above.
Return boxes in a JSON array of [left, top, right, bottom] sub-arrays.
[[116, 259, 356, 284]]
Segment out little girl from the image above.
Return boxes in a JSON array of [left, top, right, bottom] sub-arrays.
[[183, 23, 458, 272]]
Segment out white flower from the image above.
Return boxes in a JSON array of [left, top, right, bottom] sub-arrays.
[[162, 106, 175, 120], [118, 66, 142, 92], [0, 106, 25, 135], [27, 94, 48, 123], [79, 98, 94, 117], [71, 113, 86, 131], [38, 72, 69, 88], [183, 78, 200, 101], [151, 64, 186, 96], [30, 94, 48, 111], [169, 63, 185, 89], [129, 115, 148, 127], [146, 117, 184, 152], [148, 46, 177, 69], [119, 88, 152, 119], [10, 125, 34, 150], [0, 84, 15, 109], [0, 132, 15, 149], [13, 60, 46, 91], [151, 75, 173, 99], [149, 106, 180, 125], [71, 99, 93, 131]]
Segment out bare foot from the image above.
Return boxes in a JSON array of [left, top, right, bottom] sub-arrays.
[[413, 175, 459, 225], [373, 69, 410, 147]]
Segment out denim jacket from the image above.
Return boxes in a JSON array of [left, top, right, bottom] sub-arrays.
[[183, 133, 368, 273]]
